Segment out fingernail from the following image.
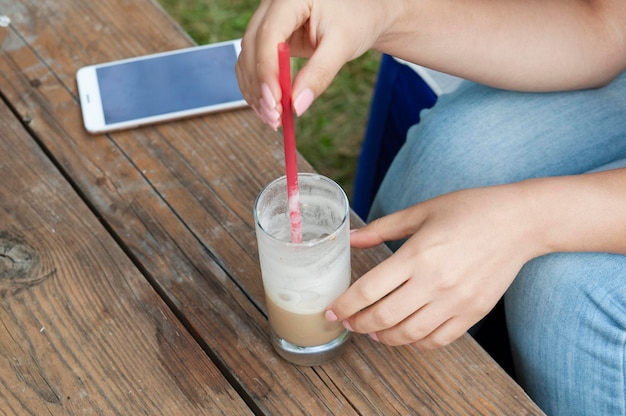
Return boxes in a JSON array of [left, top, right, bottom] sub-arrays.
[[343, 320, 353, 332], [259, 100, 280, 122], [261, 83, 276, 109], [325, 310, 338, 321], [369, 332, 379, 342], [293, 88, 314, 116]]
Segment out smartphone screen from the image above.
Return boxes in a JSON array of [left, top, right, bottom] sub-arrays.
[[77, 40, 247, 133]]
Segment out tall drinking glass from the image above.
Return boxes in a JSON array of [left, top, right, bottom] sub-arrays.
[[254, 173, 351, 366]]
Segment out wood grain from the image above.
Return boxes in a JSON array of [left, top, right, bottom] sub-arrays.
[[0, 0, 545, 414], [0, 99, 251, 414]]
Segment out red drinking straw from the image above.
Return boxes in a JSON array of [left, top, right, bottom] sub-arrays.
[[278, 42, 303, 243]]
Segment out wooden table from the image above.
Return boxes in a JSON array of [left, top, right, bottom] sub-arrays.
[[0, 1, 544, 414]]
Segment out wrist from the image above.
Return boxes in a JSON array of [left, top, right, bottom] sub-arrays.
[[513, 178, 562, 258], [372, 0, 417, 53], [515, 171, 626, 256]]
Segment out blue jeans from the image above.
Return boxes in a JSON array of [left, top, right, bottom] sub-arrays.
[[369, 70, 626, 415]]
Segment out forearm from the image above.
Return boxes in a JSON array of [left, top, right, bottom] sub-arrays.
[[520, 168, 626, 257], [376, 0, 626, 91]]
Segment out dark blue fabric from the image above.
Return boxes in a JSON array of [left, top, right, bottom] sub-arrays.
[[353, 54, 438, 219]]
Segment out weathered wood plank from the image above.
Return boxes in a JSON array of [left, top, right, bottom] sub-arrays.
[[0, 0, 544, 414], [0, 101, 252, 414]]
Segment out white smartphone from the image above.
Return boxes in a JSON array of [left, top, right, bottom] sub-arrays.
[[76, 39, 246, 134]]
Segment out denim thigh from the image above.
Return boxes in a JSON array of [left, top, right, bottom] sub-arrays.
[[369, 70, 626, 222], [505, 248, 626, 415]]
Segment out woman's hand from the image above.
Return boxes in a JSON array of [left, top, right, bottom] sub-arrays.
[[235, 0, 390, 128], [327, 169, 626, 349], [327, 183, 545, 349]]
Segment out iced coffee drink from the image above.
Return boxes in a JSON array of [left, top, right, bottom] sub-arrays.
[[254, 173, 351, 366]]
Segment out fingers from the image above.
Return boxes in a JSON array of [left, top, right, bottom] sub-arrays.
[[332, 269, 481, 349], [290, 38, 352, 113], [236, 1, 296, 126], [236, 0, 370, 128], [334, 202, 486, 349], [409, 317, 473, 350], [351, 205, 427, 249], [350, 220, 386, 249], [235, 1, 270, 107], [371, 300, 474, 349], [327, 249, 415, 325], [332, 208, 430, 329], [330, 254, 433, 339], [237, 0, 314, 127], [331, 186, 530, 350]]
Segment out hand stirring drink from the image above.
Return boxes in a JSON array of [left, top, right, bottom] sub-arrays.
[[252, 43, 352, 365]]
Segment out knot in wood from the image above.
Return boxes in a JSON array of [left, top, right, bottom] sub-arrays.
[[0, 234, 36, 280], [0, 232, 53, 298]]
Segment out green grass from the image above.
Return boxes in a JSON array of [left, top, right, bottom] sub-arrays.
[[157, 0, 380, 198]]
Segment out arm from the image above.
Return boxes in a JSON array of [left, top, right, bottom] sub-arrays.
[[379, 0, 626, 91], [236, 0, 626, 126], [325, 168, 626, 349]]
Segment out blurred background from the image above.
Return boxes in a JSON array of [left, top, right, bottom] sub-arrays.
[[157, 0, 381, 198]]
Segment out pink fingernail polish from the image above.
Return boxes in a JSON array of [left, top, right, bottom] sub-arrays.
[[259, 100, 280, 122], [261, 83, 276, 109], [343, 320, 353, 332], [369, 332, 379, 342], [293, 88, 314, 116], [325, 310, 338, 321]]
